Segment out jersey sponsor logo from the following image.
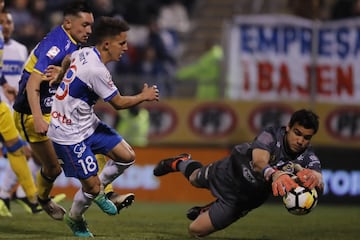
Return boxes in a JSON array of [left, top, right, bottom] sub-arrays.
[[46, 46, 60, 59], [248, 104, 293, 133], [325, 107, 360, 140], [144, 103, 177, 138], [242, 167, 256, 183], [51, 111, 72, 125], [188, 103, 237, 137]]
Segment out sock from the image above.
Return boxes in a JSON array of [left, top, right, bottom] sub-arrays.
[[28, 158, 41, 181], [177, 160, 203, 179], [7, 148, 38, 203], [96, 154, 113, 193], [36, 169, 54, 201], [16, 158, 41, 199], [99, 159, 134, 187], [69, 189, 94, 221]]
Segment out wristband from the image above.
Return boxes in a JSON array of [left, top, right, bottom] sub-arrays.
[[262, 165, 276, 181]]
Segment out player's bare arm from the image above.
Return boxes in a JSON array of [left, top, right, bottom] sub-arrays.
[[252, 148, 297, 196], [45, 55, 72, 86], [26, 72, 48, 134], [251, 148, 271, 173], [109, 83, 159, 110]]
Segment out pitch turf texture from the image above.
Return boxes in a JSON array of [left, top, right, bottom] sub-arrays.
[[0, 200, 358, 240]]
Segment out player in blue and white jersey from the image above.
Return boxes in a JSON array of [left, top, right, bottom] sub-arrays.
[[153, 109, 324, 238], [0, 10, 27, 106], [12, 0, 94, 220], [47, 16, 159, 237]]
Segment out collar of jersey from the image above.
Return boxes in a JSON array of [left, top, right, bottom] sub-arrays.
[[61, 25, 77, 45], [93, 47, 101, 61]]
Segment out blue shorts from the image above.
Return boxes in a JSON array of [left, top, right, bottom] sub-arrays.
[[52, 122, 122, 179]]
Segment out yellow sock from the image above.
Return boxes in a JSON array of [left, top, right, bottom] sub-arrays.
[[36, 170, 53, 200], [96, 154, 113, 193], [7, 149, 38, 202]]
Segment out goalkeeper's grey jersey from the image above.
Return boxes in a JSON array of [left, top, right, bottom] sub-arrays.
[[227, 126, 321, 187]]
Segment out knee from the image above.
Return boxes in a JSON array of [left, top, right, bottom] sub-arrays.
[[188, 169, 200, 187], [188, 222, 210, 238], [114, 149, 136, 163]]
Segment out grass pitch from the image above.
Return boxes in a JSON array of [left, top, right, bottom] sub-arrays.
[[0, 200, 358, 240]]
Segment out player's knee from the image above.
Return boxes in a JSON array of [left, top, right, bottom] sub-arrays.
[[189, 169, 201, 187], [114, 150, 136, 164], [188, 222, 210, 238]]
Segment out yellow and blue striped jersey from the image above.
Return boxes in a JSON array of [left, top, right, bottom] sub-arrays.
[[13, 25, 79, 114]]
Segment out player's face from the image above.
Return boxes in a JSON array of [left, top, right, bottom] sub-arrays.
[[108, 32, 128, 61], [68, 12, 94, 44], [0, 13, 14, 42], [285, 123, 315, 153]]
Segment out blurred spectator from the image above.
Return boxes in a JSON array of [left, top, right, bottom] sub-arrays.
[[123, 0, 160, 25], [133, 45, 173, 97], [0, 10, 28, 106], [287, 0, 327, 20], [158, 0, 190, 34], [331, 0, 360, 19], [116, 105, 150, 147], [175, 43, 223, 100], [7, 0, 46, 51], [89, 0, 122, 19]]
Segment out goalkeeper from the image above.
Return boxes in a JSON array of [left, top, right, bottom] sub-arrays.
[[153, 109, 324, 238]]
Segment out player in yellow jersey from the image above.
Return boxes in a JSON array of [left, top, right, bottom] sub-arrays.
[[0, 0, 40, 217]]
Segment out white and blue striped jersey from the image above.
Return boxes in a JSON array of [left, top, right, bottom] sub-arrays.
[[0, 39, 28, 106], [47, 47, 118, 145]]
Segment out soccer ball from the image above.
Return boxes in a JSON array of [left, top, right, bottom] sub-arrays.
[[283, 186, 318, 215]]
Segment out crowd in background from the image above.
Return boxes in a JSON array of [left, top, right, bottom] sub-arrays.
[[4, 0, 360, 99], [5, 0, 195, 98]]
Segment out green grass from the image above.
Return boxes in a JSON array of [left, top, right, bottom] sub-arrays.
[[0, 200, 359, 240]]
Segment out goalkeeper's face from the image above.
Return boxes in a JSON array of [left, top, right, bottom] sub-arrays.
[[286, 123, 315, 153]]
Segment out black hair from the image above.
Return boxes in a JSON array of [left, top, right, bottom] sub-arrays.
[[289, 109, 319, 134], [63, 0, 92, 16], [90, 16, 129, 45]]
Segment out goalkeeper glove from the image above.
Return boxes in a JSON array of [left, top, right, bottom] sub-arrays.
[[263, 166, 298, 197], [271, 171, 298, 196], [295, 167, 320, 189]]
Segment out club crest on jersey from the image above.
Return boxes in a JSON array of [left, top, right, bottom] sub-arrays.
[[73, 142, 86, 158], [46, 46, 60, 59]]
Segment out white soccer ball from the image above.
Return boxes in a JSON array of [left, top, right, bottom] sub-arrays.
[[283, 186, 318, 215]]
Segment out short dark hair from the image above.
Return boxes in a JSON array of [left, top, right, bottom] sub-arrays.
[[63, 0, 92, 16], [289, 109, 319, 134], [91, 16, 129, 44]]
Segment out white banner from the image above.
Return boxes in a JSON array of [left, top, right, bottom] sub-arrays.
[[226, 15, 360, 103]]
